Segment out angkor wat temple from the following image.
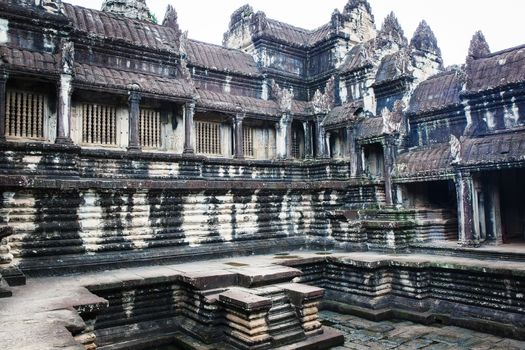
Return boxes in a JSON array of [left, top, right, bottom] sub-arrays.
[[0, 0, 524, 349]]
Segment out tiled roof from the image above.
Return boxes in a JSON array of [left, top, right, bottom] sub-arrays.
[[339, 43, 373, 74], [375, 50, 411, 84], [462, 130, 525, 166], [186, 40, 260, 77], [323, 102, 362, 128], [264, 19, 310, 47], [197, 90, 279, 117], [466, 44, 525, 93], [356, 117, 384, 140], [395, 143, 452, 178], [291, 100, 311, 116], [1, 47, 57, 74], [75, 63, 194, 99], [408, 68, 464, 114], [307, 24, 333, 47], [63, 3, 180, 52]]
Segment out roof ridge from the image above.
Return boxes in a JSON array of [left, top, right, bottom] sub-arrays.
[[481, 43, 525, 59]]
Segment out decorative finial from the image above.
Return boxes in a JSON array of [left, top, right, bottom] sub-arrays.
[[467, 31, 490, 61], [376, 12, 407, 49], [163, 5, 180, 32], [410, 20, 441, 57]]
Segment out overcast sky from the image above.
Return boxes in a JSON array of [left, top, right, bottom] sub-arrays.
[[64, 0, 524, 66]]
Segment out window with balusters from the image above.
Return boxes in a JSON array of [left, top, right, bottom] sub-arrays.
[[243, 126, 254, 157], [81, 103, 117, 146], [5, 90, 46, 140], [195, 120, 221, 155], [139, 108, 162, 149]]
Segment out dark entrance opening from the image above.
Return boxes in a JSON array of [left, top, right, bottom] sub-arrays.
[[363, 143, 384, 178], [499, 168, 525, 243], [401, 180, 458, 241]]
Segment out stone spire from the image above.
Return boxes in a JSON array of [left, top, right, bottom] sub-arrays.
[[410, 20, 441, 57], [467, 31, 491, 61], [162, 5, 180, 32], [101, 0, 153, 22], [376, 12, 407, 49], [343, 0, 373, 16]]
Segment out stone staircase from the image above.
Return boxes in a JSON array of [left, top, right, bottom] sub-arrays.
[[260, 287, 306, 347]]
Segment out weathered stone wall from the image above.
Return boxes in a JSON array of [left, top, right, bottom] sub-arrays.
[[287, 256, 525, 339]]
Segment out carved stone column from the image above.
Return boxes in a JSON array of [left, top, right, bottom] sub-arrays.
[[183, 101, 195, 154], [276, 113, 291, 159], [56, 39, 75, 145], [303, 121, 312, 159], [346, 126, 358, 176], [285, 115, 293, 159], [55, 74, 74, 144], [455, 171, 477, 246], [314, 115, 326, 158], [0, 71, 7, 142], [382, 136, 397, 205], [127, 86, 142, 152], [234, 112, 245, 159]]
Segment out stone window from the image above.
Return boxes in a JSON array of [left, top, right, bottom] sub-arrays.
[[81, 103, 117, 146], [195, 120, 221, 155], [139, 108, 161, 149], [5, 90, 46, 140], [243, 126, 254, 157]]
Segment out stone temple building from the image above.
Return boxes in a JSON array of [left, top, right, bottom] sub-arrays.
[[0, 0, 524, 349]]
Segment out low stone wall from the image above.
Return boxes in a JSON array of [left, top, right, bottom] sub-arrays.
[[286, 254, 525, 340]]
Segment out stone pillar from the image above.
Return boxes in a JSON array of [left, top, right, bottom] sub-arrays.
[[346, 126, 358, 176], [486, 174, 503, 244], [183, 101, 195, 154], [0, 71, 7, 142], [127, 87, 142, 152], [234, 112, 245, 159], [286, 116, 293, 159], [276, 113, 291, 159], [382, 137, 396, 205], [315, 115, 326, 158], [55, 74, 74, 144], [303, 121, 312, 159], [455, 171, 477, 246]]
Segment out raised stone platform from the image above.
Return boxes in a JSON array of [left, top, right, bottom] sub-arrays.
[[1, 250, 525, 349]]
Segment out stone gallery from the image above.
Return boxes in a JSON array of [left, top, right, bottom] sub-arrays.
[[0, 0, 524, 349]]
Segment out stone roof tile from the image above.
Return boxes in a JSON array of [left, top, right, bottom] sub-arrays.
[[75, 63, 194, 99], [396, 143, 452, 178], [197, 90, 279, 117], [466, 45, 525, 93], [186, 40, 260, 77], [2, 47, 58, 74], [63, 3, 180, 53], [408, 68, 464, 114], [323, 102, 362, 128]]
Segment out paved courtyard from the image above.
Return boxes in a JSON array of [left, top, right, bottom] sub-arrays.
[[321, 311, 525, 350]]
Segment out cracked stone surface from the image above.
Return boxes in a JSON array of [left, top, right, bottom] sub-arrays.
[[321, 311, 525, 350]]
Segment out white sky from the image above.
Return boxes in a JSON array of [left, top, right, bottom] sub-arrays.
[[64, 0, 524, 66]]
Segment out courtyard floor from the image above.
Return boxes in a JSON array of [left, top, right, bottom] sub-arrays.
[[321, 311, 525, 350]]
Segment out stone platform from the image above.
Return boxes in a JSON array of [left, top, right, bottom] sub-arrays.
[[1, 250, 525, 349]]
